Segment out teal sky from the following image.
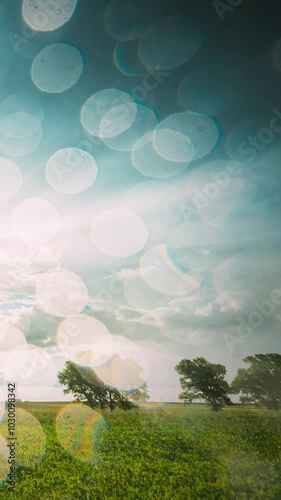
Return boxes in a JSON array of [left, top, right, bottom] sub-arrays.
[[0, 0, 280, 404]]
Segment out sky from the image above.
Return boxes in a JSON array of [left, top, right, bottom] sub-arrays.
[[0, 0, 280, 405]]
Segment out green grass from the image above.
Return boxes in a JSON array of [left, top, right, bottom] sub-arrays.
[[0, 403, 280, 499]]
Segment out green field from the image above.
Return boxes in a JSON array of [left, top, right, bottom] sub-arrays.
[[0, 403, 280, 499]]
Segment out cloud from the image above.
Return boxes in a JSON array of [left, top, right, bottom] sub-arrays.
[[0, 236, 62, 311]]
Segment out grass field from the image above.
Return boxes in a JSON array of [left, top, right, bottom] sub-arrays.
[[0, 402, 280, 499]]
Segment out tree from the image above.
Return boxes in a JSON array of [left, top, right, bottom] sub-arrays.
[[231, 353, 281, 410], [175, 357, 233, 411], [58, 361, 137, 411]]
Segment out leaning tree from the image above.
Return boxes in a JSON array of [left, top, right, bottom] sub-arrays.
[[58, 360, 149, 411], [231, 353, 281, 410], [175, 357, 234, 411]]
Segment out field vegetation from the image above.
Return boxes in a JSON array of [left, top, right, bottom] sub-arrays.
[[0, 402, 280, 499]]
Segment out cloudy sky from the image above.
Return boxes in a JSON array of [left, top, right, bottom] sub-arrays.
[[0, 0, 280, 404]]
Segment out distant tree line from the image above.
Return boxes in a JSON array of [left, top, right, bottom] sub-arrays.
[[175, 353, 281, 411]]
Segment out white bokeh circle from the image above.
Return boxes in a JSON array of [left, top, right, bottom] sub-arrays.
[[0, 158, 22, 201], [36, 269, 89, 317], [57, 314, 113, 368], [46, 148, 98, 194], [23, 0, 78, 32], [11, 198, 61, 245], [91, 209, 148, 258], [32, 43, 83, 93]]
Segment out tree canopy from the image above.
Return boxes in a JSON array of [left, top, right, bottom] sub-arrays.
[[231, 353, 281, 410], [58, 360, 149, 411], [175, 357, 233, 411]]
